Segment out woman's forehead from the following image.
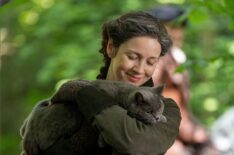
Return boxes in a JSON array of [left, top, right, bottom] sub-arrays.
[[118, 36, 161, 57]]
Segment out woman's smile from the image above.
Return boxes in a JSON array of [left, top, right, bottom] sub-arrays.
[[106, 36, 162, 86], [126, 72, 142, 83]]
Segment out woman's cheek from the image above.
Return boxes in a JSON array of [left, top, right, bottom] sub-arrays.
[[147, 66, 157, 77], [122, 59, 135, 71]]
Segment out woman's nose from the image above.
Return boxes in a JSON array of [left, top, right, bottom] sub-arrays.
[[133, 62, 145, 74]]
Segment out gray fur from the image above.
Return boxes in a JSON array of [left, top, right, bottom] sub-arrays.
[[51, 80, 166, 124], [20, 79, 166, 155]]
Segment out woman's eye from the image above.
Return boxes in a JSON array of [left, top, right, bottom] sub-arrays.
[[147, 60, 156, 66], [128, 54, 138, 60], [147, 58, 159, 66]]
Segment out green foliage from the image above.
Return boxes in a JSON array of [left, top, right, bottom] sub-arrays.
[[1, 0, 234, 154]]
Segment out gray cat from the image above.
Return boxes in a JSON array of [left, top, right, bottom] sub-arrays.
[[51, 80, 166, 124], [20, 79, 166, 155]]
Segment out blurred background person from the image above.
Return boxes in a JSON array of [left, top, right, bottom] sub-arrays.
[[149, 4, 220, 155], [0, 0, 11, 6]]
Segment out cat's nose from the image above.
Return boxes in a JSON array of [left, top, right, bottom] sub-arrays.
[[155, 116, 160, 121], [155, 115, 167, 123]]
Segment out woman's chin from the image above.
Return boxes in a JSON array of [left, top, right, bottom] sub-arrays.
[[126, 80, 142, 86]]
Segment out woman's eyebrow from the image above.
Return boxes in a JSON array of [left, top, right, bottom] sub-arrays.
[[125, 49, 159, 59]]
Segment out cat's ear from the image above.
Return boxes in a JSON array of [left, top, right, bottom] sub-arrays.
[[153, 84, 165, 95], [135, 92, 144, 105]]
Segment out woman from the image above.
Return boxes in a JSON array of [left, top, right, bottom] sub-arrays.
[[20, 11, 181, 155]]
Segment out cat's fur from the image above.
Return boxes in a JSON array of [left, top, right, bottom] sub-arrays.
[[51, 80, 166, 124], [20, 79, 166, 155]]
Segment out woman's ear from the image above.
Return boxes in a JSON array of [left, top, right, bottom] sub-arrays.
[[106, 39, 116, 58]]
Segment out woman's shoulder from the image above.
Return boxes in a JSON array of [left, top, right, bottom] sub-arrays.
[[162, 97, 179, 107], [161, 97, 181, 124]]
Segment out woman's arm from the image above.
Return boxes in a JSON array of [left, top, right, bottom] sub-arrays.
[[77, 86, 181, 154]]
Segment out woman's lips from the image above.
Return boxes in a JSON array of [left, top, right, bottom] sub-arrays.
[[127, 74, 141, 83]]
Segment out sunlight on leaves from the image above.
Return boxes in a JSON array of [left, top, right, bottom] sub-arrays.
[[204, 58, 223, 79], [0, 28, 8, 42], [228, 41, 234, 56], [157, 0, 185, 4], [189, 7, 209, 26], [19, 10, 39, 25], [122, 0, 141, 11], [32, 0, 55, 9], [203, 97, 219, 112]]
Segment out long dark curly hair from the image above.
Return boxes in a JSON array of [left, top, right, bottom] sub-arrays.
[[96, 11, 172, 81]]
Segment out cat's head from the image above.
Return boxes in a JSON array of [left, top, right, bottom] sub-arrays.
[[127, 85, 166, 124]]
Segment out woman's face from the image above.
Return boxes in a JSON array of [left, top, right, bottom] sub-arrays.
[[106, 36, 161, 86]]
